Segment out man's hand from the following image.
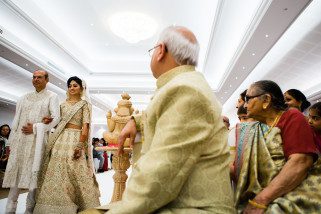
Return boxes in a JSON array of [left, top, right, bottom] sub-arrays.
[[117, 119, 137, 155], [243, 203, 265, 214], [42, 116, 53, 124], [21, 123, 33, 135]]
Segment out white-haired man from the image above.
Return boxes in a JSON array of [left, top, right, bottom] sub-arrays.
[[81, 26, 234, 213], [3, 70, 60, 214]]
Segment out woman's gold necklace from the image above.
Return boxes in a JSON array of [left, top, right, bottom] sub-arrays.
[[67, 99, 81, 104], [264, 111, 284, 139]]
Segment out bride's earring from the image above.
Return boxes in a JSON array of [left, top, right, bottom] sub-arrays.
[[66, 91, 70, 100]]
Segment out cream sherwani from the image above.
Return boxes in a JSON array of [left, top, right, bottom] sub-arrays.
[[2, 88, 60, 189], [88, 65, 234, 213]]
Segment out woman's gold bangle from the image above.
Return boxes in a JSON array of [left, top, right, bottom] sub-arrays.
[[248, 199, 267, 210]]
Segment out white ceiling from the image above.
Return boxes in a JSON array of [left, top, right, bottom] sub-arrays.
[[0, 0, 321, 126]]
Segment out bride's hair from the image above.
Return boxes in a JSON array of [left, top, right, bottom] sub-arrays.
[[66, 76, 84, 100], [67, 76, 83, 89]]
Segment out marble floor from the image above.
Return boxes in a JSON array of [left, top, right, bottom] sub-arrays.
[[0, 169, 130, 213]]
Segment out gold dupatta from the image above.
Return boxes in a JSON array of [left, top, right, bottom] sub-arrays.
[[45, 100, 87, 156], [235, 122, 321, 213], [37, 100, 87, 190]]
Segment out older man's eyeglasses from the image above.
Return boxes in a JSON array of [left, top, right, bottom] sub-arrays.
[[148, 44, 168, 57], [244, 93, 265, 103], [148, 45, 161, 57]]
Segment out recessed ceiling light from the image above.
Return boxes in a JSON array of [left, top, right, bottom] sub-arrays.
[[252, 53, 255, 56], [97, 90, 100, 93], [235, 76, 238, 80], [6, 104, 9, 106], [265, 34, 269, 38], [108, 12, 158, 43], [229, 84, 232, 87], [25, 63, 28, 66], [224, 91, 227, 94], [58, 82, 62, 85], [242, 66, 245, 70], [90, 23, 94, 26]]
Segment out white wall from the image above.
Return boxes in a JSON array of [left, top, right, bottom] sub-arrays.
[[0, 105, 15, 126], [91, 124, 108, 139]]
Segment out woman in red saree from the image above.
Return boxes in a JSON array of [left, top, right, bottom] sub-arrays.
[[233, 80, 320, 213]]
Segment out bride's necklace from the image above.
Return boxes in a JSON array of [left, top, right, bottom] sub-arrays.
[[264, 111, 284, 139], [67, 99, 81, 104]]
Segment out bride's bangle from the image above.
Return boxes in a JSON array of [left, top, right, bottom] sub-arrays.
[[248, 199, 267, 210]]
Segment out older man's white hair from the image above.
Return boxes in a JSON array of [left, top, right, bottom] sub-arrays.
[[158, 26, 200, 66]]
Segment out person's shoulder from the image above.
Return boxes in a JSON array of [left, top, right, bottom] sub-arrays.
[[82, 99, 90, 105], [173, 69, 204, 82], [23, 91, 34, 97], [82, 100, 92, 109], [169, 71, 209, 91], [279, 108, 307, 127], [46, 90, 58, 97], [283, 108, 304, 119], [19, 91, 33, 101]]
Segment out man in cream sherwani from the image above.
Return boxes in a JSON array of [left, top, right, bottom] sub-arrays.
[[2, 70, 60, 214], [83, 26, 234, 213]]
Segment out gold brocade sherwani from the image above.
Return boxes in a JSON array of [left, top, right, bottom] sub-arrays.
[[88, 65, 234, 214]]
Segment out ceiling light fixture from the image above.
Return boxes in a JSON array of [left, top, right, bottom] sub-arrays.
[[252, 53, 255, 56], [25, 63, 28, 66], [242, 66, 245, 70], [265, 34, 269, 38], [108, 12, 158, 43]]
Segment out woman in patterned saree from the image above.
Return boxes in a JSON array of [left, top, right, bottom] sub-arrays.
[[34, 76, 100, 214], [233, 80, 320, 213]]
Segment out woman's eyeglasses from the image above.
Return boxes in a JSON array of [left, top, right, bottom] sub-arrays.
[[244, 93, 265, 103]]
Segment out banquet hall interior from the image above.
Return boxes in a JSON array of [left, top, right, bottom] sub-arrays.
[[0, 0, 321, 212]]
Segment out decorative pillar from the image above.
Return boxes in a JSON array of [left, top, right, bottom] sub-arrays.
[[110, 150, 131, 202]]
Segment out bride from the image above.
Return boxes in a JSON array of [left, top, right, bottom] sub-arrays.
[[34, 76, 100, 214]]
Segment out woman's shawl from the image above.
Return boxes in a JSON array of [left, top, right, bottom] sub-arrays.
[[234, 122, 321, 213]]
